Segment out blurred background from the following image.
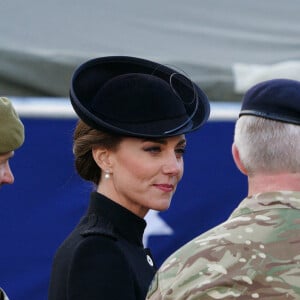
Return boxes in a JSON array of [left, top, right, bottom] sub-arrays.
[[1, 1, 300, 299]]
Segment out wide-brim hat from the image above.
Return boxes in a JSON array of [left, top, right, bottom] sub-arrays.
[[70, 56, 210, 137]]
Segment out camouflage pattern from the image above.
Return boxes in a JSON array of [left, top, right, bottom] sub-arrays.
[[147, 191, 300, 299], [0, 288, 9, 300]]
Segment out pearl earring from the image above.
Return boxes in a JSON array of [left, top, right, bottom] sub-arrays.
[[104, 171, 110, 179]]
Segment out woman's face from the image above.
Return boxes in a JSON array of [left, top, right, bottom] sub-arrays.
[[96, 135, 186, 218]]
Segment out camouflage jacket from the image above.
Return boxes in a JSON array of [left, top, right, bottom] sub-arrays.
[[0, 288, 9, 300], [147, 191, 300, 300]]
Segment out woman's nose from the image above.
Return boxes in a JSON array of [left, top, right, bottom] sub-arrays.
[[162, 154, 182, 175]]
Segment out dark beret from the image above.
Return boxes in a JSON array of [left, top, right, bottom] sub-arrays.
[[70, 56, 210, 137], [239, 78, 300, 125], [0, 97, 25, 153]]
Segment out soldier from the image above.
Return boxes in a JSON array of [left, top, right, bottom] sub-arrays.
[[147, 78, 300, 299], [0, 97, 25, 300]]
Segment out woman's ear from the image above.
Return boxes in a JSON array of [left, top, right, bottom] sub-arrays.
[[232, 143, 248, 175], [92, 147, 111, 171]]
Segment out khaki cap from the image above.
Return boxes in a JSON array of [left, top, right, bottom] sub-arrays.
[[0, 97, 25, 153]]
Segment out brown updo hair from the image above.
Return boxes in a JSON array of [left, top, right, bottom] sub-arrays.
[[73, 120, 123, 185]]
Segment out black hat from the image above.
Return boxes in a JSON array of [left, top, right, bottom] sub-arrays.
[[70, 56, 210, 137], [239, 78, 300, 125]]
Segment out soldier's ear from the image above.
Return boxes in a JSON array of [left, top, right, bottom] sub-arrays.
[[232, 143, 248, 175]]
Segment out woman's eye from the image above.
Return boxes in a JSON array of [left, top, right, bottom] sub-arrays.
[[144, 146, 161, 153], [175, 148, 186, 156]]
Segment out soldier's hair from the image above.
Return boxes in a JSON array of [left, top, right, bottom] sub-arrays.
[[73, 120, 123, 185], [234, 115, 300, 176]]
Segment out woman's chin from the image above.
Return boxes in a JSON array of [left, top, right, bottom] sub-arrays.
[[151, 202, 171, 212]]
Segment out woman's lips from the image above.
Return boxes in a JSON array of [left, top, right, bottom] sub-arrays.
[[153, 184, 174, 192]]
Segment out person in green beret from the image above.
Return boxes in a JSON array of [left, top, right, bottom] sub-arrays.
[[0, 97, 25, 300]]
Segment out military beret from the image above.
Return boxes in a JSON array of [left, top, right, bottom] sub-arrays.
[[0, 97, 25, 153], [239, 78, 300, 125], [70, 56, 210, 138]]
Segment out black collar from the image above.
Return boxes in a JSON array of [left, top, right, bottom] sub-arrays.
[[87, 192, 146, 246]]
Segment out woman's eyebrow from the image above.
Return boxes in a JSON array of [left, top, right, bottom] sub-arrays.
[[142, 138, 186, 145], [178, 139, 187, 146]]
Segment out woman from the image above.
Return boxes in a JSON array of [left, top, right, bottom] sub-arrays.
[[48, 56, 210, 300]]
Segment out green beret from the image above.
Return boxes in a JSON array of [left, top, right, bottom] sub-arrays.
[[0, 97, 25, 153]]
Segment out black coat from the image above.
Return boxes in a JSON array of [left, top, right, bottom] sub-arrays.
[[48, 192, 157, 300]]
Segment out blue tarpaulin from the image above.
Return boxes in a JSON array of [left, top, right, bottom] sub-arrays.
[[0, 99, 246, 300]]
